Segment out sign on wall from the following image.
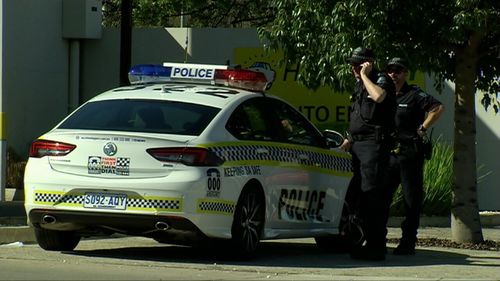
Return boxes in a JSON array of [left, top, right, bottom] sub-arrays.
[[234, 48, 425, 131]]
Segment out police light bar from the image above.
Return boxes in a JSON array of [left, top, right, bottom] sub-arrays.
[[128, 63, 268, 92]]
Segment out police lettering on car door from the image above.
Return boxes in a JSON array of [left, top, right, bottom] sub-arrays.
[[278, 189, 326, 221]]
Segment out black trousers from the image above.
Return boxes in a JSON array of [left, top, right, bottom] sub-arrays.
[[387, 145, 425, 244], [347, 140, 392, 249]]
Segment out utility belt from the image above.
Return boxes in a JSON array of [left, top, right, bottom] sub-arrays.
[[348, 125, 391, 143], [351, 134, 379, 141], [349, 131, 389, 142]]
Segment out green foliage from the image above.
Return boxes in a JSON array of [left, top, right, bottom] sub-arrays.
[[421, 138, 453, 216], [258, 0, 500, 94], [102, 0, 274, 28], [6, 147, 26, 189]]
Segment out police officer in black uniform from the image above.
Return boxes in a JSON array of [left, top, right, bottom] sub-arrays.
[[340, 47, 397, 261], [385, 58, 444, 255]]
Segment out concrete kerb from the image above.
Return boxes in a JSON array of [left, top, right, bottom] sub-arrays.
[[0, 226, 35, 245]]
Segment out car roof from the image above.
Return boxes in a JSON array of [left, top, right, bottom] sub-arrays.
[[88, 83, 266, 109]]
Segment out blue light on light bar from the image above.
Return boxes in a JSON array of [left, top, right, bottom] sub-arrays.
[[128, 64, 172, 84]]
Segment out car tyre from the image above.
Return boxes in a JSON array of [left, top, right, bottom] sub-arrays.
[[228, 186, 265, 258], [314, 201, 364, 253], [34, 227, 81, 251]]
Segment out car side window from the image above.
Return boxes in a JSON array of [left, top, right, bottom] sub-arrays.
[[226, 97, 324, 147], [226, 99, 275, 141], [267, 98, 324, 147]]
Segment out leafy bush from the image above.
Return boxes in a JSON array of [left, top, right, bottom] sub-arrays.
[[421, 137, 453, 216], [390, 136, 453, 216], [6, 147, 27, 189]]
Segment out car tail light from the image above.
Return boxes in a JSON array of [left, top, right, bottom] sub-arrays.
[[147, 147, 224, 166], [29, 140, 76, 158]]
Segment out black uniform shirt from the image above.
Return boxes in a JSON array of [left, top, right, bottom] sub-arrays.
[[395, 83, 442, 140], [349, 70, 396, 136]]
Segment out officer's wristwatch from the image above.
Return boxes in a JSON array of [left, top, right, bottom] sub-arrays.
[[418, 124, 427, 132]]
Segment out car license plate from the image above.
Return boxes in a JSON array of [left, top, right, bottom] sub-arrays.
[[83, 192, 127, 210]]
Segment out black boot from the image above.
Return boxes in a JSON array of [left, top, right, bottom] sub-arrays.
[[393, 239, 416, 255]]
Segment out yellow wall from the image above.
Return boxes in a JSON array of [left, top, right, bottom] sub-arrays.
[[235, 48, 426, 132]]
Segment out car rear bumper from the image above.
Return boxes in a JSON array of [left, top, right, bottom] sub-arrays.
[[29, 209, 208, 243]]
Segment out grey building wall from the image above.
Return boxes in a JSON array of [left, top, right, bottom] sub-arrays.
[[80, 28, 262, 102], [1, 1, 498, 210], [3, 0, 70, 155]]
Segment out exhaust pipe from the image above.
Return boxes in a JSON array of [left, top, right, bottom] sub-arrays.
[[42, 214, 56, 224], [155, 221, 170, 231]]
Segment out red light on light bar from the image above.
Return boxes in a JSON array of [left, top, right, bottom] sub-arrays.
[[214, 69, 268, 92]]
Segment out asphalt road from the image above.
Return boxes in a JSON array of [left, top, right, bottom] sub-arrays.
[[0, 235, 499, 280]]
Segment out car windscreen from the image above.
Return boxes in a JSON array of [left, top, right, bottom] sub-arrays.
[[58, 99, 220, 136]]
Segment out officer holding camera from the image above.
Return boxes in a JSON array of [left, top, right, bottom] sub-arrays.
[[340, 47, 396, 261], [385, 57, 444, 255]]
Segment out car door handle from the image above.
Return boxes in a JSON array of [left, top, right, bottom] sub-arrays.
[[298, 154, 309, 160], [256, 148, 269, 154]]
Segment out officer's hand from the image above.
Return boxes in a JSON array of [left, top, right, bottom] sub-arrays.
[[417, 124, 427, 138], [360, 62, 372, 76], [417, 128, 427, 138], [340, 139, 351, 152]]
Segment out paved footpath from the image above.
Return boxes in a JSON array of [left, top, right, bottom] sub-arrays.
[[0, 234, 499, 280]]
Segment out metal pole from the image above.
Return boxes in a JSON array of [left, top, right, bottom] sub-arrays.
[[0, 0, 6, 202], [119, 0, 132, 86]]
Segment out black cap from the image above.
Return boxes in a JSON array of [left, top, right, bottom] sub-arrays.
[[347, 47, 375, 65], [387, 57, 409, 70]]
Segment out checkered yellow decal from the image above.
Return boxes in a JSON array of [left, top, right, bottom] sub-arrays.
[[202, 141, 352, 177], [34, 190, 183, 212], [196, 199, 235, 215]]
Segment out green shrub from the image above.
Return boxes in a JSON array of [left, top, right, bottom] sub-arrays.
[[6, 147, 27, 189], [421, 137, 453, 216], [390, 136, 453, 216], [390, 136, 492, 216]]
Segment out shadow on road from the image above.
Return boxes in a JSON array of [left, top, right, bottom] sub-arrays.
[[67, 239, 499, 268]]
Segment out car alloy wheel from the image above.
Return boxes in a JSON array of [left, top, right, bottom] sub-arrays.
[[231, 187, 265, 257]]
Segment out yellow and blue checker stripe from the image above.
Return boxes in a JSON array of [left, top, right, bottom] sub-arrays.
[[196, 198, 235, 215], [203, 142, 352, 176], [34, 190, 183, 212]]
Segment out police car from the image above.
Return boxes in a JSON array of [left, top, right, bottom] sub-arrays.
[[24, 62, 356, 258]]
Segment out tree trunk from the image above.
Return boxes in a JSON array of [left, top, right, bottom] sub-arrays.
[[451, 33, 484, 243]]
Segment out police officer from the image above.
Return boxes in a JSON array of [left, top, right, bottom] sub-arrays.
[[385, 57, 444, 255], [340, 47, 397, 261]]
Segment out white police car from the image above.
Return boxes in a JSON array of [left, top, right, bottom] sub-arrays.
[[24, 62, 356, 258]]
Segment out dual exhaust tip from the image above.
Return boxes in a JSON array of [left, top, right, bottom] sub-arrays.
[[155, 221, 170, 231], [42, 214, 56, 224], [42, 214, 170, 231]]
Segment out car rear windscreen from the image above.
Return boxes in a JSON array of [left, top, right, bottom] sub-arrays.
[[58, 99, 220, 136]]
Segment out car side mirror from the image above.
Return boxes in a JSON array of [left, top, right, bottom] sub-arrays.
[[323, 129, 345, 148]]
